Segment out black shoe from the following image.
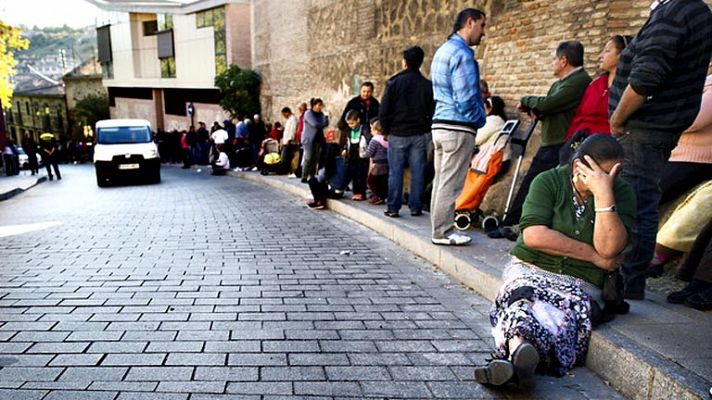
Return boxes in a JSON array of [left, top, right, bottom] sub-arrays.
[[307, 200, 325, 210], [623, 289, 645, 300], [410, 210, 423, 217], [502, 226, 520, 242], [384, 210, 399, 218], [685, 288, 712, 311], [488, 225, 518, 240], [301, 178, 308, 183], [668, 280, 710, 304], [474, 359, 514, 386], [511, 342, 539, 390], [487, 227, 505, 239], [48, 175, 53, 181]]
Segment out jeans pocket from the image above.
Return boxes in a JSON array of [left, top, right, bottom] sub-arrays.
[[441, 138, 458, 153]]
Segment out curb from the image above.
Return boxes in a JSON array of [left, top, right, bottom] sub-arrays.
[[0, 176, 48, 201], [228, 170, 710, 400]]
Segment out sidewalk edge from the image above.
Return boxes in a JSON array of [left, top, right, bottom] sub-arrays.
[[0, 176, 48, 201]]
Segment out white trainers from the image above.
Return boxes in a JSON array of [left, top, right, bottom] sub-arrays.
[[287, 173, 297, 178], [432, 233, 472, 246]]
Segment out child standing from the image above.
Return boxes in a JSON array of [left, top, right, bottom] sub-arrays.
[[343, 110, 371, 200], [364, 119, 388, 204]]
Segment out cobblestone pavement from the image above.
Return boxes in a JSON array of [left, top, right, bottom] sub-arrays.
[[0, 165, 622, 399]]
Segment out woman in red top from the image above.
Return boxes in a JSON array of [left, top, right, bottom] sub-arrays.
[[564, 35, 631, 141]]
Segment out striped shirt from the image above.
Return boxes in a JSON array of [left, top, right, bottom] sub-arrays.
[[430, 34, 486, 134], [609, 0, 712, 133]]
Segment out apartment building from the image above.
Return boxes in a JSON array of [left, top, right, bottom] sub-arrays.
[[88, 0, 251, 131]]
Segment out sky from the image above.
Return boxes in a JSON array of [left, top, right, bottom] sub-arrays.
[[1, 0, 103, 29]]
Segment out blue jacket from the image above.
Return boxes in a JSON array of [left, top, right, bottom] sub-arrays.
[[430, 34, 486, 130]]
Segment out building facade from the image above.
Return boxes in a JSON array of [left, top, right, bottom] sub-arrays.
[[89, 0, 252, 132], [6, 77, 69, 145]]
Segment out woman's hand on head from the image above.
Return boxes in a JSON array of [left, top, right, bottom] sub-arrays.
[[576, 155, 621, 198]]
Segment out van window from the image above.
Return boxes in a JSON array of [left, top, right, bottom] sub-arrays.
[[97, 126, 152, 144]]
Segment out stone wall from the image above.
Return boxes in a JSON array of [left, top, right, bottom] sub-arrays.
[[253, 0, 488, 119], [252, 0, 712, 213]]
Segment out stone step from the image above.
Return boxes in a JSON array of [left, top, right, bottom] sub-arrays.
[[229, 169, 712, 400]]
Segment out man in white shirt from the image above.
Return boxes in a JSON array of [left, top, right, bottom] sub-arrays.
[[280, 107, 300, 177], [211, 129, 228, 145]]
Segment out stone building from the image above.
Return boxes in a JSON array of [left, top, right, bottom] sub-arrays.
[[63, 58, 107, 111], [63, 58, 109, 138], [252, 0, 712, 212], [6, 74, 69, 145]]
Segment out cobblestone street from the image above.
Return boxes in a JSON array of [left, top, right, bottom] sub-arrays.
[[0, 165, 620, 399]]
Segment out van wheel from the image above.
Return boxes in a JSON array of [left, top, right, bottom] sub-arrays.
[[96, 174, 108, 187], [151, 168, 161, 184]]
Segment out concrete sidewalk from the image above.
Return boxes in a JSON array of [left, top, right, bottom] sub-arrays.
[[229, 169, 712, 400], [0, 172, 47, 201]]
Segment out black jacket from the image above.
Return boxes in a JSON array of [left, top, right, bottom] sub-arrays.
[[379, 69, 434, 137], [339, 96, 380, 130], [609, 0, 712, 133]]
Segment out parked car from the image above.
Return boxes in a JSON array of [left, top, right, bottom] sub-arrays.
[[94, 119, 161, 187], [16, 147, 42, 169]]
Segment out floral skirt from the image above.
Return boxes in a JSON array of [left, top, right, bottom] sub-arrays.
[[489, 259, 595, 376]]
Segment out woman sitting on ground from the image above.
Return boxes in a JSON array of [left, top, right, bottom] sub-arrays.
[[211, 144, 230, 175], [475, 135, 636, 389]]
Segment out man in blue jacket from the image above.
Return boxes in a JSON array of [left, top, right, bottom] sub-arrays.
[[429, 8, 487, 246]]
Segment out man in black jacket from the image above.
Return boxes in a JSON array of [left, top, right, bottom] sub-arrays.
[[379, 46, 434, 217], [340, 82, 380, 134], [609, 0, 712, 300]]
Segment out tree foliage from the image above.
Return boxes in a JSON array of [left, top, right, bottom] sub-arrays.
[[71, 94, 109, 136], [0, 20, 29, 107], [214, 64, 261, 117]]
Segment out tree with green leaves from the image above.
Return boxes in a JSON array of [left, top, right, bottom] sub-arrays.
[[0, 20, 29, 107], [71, 94, 109, 137], [214, 64, 261, 117]]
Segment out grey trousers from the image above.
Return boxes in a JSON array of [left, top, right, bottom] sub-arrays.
[[430, 129, 476, 239]]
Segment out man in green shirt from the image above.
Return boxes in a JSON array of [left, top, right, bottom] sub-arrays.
[[491, 41, 591, 240]]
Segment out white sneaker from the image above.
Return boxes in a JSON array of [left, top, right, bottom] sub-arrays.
[[250, 166, 259, 171], [432, 233, 472, 246], [287, 173, 297, 178]]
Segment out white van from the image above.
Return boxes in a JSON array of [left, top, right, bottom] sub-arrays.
[[94, 119, 161, 187]]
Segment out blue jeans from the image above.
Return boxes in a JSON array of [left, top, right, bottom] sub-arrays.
[[387, 134, 428, 213], [619, 127, 679, 294]]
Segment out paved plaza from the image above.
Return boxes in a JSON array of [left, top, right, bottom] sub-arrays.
[[0, 165, 620, 399]]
